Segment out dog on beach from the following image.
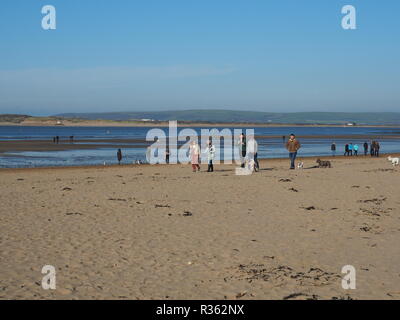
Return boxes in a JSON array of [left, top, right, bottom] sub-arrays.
[[246, 158, 255, 172], [297, 162, 304, 169], [388, 156, 399, 166], [316, 159, 332, 168]]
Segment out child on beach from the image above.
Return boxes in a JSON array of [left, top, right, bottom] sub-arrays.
[[354, 144, 359, 156], [204, 141, 216, 172]]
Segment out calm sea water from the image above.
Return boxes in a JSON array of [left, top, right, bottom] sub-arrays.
[[1, 125, 399, 168]]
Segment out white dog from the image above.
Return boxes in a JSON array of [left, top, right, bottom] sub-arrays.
[[388, 156, 399, 166], [297, 162, 304, 169]]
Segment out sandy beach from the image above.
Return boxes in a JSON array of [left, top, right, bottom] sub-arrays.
[[1, 155, 400, 300]]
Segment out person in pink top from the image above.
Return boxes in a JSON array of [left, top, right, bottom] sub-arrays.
[[189, 140, 201, 172]]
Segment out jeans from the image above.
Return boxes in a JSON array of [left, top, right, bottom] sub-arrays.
[[289, 152, 297, 169]]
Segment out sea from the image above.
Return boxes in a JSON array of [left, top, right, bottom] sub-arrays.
[[0, 125, 399, 168]]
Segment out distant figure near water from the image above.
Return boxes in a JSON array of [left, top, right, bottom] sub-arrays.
[[117, 149, 122, 165], [344, 144, 349, 156], [331, 142, 336, 156], [370, 141, 380, 157], [348, 143, 353, 156], [364, 142, 369, 156], [354, 144, 359, 156]]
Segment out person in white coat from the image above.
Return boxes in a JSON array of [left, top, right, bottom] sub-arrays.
[[204, 141, 216, 172], [247, 136, 259, 171]]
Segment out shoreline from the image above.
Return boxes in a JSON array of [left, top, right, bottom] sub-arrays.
[[1, 133, 399, 154], [1, 153, 398, 172], [1, 122, 400, 128]]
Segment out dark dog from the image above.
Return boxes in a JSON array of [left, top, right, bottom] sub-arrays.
[[316, 159, 332, 168]]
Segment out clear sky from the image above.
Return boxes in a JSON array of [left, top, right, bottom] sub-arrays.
[[0, 0, 399, 115]]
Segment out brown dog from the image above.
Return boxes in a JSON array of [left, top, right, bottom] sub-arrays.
[[316, 159, 332, 168]]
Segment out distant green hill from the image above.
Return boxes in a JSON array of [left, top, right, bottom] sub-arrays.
[[0, 114, 32, 123], [54, 110, 400, 125]]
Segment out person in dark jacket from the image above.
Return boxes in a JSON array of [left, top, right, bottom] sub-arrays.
[[238, 132, 247, 168], [370, 141, 375, 157], [117, 149, 123, 165], [375, 141, 380, 157], [344, 144, 349, 156], [331, 142, 336, 156], [286, 134, 301, 169], [363, 142, 369, 156]]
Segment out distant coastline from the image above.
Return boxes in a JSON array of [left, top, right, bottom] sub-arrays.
[[2, 111, 400, 128], [1, 119, 400, 128]]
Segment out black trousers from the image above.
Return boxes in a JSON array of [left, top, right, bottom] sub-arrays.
[[207, 160, 214, 172]]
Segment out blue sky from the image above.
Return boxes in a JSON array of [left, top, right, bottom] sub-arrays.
[[0, 0, 399, 115]]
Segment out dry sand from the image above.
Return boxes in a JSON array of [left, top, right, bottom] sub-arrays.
[[1, 156, 400, 300]]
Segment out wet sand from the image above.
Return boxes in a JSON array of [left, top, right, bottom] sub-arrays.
[[1, 155, 400, 300], [1, 134, 399, 154]]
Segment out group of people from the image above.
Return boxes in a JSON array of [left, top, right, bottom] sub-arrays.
[[52, 136, 74, 144], [190, 132, 299, 172], [330, 141, 381, 157], [117, 133, 301, 171], [117, 133, 384, 171]]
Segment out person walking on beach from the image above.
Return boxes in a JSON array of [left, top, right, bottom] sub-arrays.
[[344, 144, 349, 156], [247, 135, 259, 171], [165, 147, 170, 164], [117, 149, 123, 165], [56, 136, 59, 144], [370, 141, 375, 157], [331, 142, 336, 157], [286, 134, 301, 170], [348, 143, 353, 156], [375, 141, 380, 157], [204, 141, 216, 172], [363, 142, 369, 156], [354, 144, 359, 156], [238, 132, 247, 168], [189, 140, 201, 172]]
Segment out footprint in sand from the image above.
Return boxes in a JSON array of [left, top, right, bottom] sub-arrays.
[[155, 204, 171, 208], [301, 206, 316, 211]]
